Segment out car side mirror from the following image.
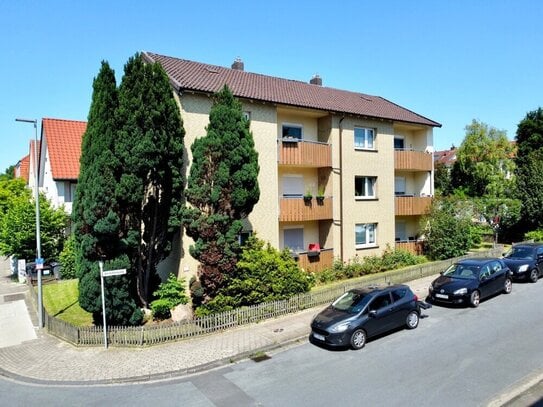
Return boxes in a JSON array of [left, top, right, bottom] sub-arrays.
[[538, 254, 543, 260], [368, 310, 377, 318]]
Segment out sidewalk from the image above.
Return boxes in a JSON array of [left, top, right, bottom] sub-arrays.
[[0, 267, 435, 386]]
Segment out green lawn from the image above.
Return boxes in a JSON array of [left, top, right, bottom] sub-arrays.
[[42, 279, 93, 326]]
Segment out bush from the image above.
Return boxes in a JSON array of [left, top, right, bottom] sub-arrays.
[[196, 236, 313, 315], [150, 274, 188, 320], [58, 235, 76, 279], [314, 247, 426, 285], [524, 230, 543, 242]]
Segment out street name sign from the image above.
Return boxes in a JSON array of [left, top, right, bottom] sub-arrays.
[[101, 268, 127, 277]]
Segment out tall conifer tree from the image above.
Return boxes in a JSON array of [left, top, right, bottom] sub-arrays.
[[73, 61, 141, 325], [183, 85, 260, 302], [115, 54, 185, 306]]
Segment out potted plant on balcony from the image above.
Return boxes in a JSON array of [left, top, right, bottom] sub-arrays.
[[316, 186, 325, 204], [303, 189, 313, 203]]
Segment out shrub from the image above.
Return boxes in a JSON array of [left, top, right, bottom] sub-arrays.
[[196, 235, 313, 315], [58, 235, 76, 279], [524, 230, 543, 242], [150, 274, 188, 320]]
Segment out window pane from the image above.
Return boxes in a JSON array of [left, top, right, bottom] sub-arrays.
[[284, 228, 304, 252], [354, 128, 364, 148], [368, 224, 375, 243], [367, 178, 374, 196], [283, 125, 302, 139], [367, 130, 374, 148], [355, 224, 366, 245], [355, 177, 364, 196], [394, 138, 404, 149]]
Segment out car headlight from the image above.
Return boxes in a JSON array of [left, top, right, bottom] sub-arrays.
[[454, 288, 468, 295], [518, 264, 529, 272], [331, 322, 351, 333]]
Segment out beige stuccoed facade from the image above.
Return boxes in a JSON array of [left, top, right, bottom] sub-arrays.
[[171, 91, 434, 280]]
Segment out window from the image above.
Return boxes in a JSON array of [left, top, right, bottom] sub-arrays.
[[238, 231, 252, 246], [394, 177, 406, 195], [369, 293, 391, 311], [395, 221, 406, 242], [392, 288, 407, 302], [282, 124, 302, 140], [284, 228, 304, 252], [394, 137, 405, 150], [355, 223, 377, 248], [243, 111, 251, 121], [63, 181, 76, 203], [354, 127, 375, 149], [282, 175, 304, 198], [355, 176, 376, 199]]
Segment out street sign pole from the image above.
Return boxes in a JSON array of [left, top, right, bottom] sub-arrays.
[[99, 261, 107, 349], [99, 263, 126, 349]]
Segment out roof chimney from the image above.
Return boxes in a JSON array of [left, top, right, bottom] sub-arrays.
[[310, 74, 322, 86], [232, 57, 244, 71]]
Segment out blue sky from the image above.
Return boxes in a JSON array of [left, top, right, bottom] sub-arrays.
[[1, 0, 542, 172]]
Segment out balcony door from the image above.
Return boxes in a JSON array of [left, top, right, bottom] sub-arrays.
[[282, 175, 304, 198], [284, 228, 304, 252]]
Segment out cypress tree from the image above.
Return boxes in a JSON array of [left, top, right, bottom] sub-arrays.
[[115, 54, 185, 306], [73, 61, 140, 325], [183, 85, 260, 302]]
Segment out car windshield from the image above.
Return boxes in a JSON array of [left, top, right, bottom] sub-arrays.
[[505, 247, 534, 260], [442, 263, 480, 280], [331, 291, 372, 314]]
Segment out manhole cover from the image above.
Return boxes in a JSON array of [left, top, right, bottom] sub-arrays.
[[4, 293, 25, 302]]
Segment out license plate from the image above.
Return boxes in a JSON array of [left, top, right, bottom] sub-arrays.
[[313, 332, 325, 341], [435, 293, 448, 299]]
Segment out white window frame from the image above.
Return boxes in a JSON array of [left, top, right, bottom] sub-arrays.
[[282, 123, 303, 140], [355, 176, 376, 199], [355, 223, 377, 249], [354, 127, 375, 150]]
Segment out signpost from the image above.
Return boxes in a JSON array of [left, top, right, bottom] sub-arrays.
[[99, 261, 126, 349]]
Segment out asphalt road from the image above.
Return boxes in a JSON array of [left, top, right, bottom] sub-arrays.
[[2, 279, 543, 406]]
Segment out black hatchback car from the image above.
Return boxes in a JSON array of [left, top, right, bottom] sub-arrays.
[[310, 284, 421, 350], [502, 243, 543, 283], [428, 258, 512, 307]]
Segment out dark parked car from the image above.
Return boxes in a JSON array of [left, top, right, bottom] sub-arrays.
[[26, 261, 61, 282], [502, 243, 543, 283], [310, 284, 421, 350], [428, 258, 512, 307]]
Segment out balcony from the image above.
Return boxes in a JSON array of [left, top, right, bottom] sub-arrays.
[[295, 248, 334, 272], [395, 150, 432, 171], [279, 197, 333, 222], [395, 195, 432, 216], [278, 139, 332, 167], [395, 240, 424, 255]]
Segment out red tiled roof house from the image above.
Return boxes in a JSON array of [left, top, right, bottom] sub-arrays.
[[39, 118, 86, 214]]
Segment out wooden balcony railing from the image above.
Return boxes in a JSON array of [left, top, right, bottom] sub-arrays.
[[279, 197, 333, 221], [395, 195, 432, 216], [296, 248, 334, 273], [395, 240, 425, 255], [395, 150, 433, 171], [279, 140, 332, 167]]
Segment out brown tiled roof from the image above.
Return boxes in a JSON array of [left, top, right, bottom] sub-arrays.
[[42, 118, 86, 180], [15, 154, 30, 182], [433, 148, 457, 166], [143, 52, 441, 128]]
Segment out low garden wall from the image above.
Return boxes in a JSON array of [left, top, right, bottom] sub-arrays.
[[33, 246, 503, 347]]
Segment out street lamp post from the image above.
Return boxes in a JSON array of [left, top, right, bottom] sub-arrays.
[[16, 118, 43, 328]]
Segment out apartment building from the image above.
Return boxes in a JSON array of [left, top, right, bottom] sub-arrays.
[[143, 52, 440, 274]]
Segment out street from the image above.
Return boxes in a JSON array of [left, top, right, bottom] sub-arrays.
[[2, 279, 543, 406]]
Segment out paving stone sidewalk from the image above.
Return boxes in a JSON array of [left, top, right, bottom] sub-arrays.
[[0, 261, 436, 386]]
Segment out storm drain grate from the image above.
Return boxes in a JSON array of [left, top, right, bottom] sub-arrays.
[[4, 293, 25, 302]]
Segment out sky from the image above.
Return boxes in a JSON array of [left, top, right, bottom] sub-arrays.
[[1, 0, 542, 172]]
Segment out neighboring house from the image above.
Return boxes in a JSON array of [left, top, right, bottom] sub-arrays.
[[38, 118, 86, 214], [143, 52, 441, 274], [433, 147, 457, 167], [14, 154, 30, 182]]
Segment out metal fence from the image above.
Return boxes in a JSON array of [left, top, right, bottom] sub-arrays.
[[35, 246, 503, 347]]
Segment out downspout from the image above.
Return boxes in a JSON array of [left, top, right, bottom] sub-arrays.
[[338, 116, 345, 263]]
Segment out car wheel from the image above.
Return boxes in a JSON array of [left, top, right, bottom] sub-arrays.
[[504, 278, 513, 294], [406, 311, 419, 329], [529, 269, 539, 283], [350, 329, 366, 350], [470, 290, 480, 307]]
